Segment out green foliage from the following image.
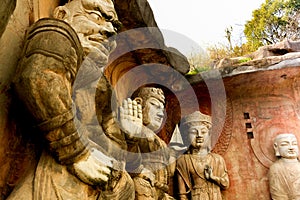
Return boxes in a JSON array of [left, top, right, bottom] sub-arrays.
[[232, 43, 254, 57], [186, 66, 211, 75], [238, 57, 252, 63], [186, 0, 300, 72], [244, 0, 300, 50]]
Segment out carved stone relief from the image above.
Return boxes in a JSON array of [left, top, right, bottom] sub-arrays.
[[269, 133, 300, 199], [246, 96, 300, 168], [176, 111, 229, 199], [7, 0, 135, 199], [211, 99, 233, 156], [119, 87, 175, 199]]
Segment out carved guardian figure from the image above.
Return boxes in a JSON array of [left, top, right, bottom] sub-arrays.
[[8, 0, 134, 199]]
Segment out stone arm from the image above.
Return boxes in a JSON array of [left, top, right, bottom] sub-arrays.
[[268, 164, 290, 199], [176, 157, 191, 200], [95, 83, 143, 175], [14, 53, 88, 165], [119, 98, 156, 182], [13, 20, 113, 187], [14, 57, 116, 187], [205, 169, 229, 190], [204, 156, 229, 190], [125, 140, 143, 173], [177, 172, 189, 200], [119, 98, 143, 172], [124, 126, 157, 186], [95, 75, 128, 159]]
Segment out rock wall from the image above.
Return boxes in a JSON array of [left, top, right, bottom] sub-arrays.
[[0, 0, 68, 198], [1, 0, 300, 199], [186, 48, 300, 199], [0, 0, 188, 198], [0, 0, 32, 198], [0, 0, 17, 38]]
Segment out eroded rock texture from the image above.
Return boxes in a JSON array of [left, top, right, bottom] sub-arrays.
[[1, 0, 300, 199], [0, 0, 16, 39]]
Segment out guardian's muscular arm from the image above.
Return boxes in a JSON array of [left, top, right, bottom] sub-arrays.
[[13, 18, 111, 187]]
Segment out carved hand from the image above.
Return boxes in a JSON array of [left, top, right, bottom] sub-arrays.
[[140, 167, 155, 186], [119, 98, 143, 139], [204, 165, 213, 180], [204, 165, 224, 186], [163, 193, 176, 200], [72, 148, 113, 187]]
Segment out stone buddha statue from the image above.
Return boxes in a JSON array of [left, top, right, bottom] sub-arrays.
[[176, 111, 229, 200], [269, 133, 300, 200], [119, 87, 174, 200]]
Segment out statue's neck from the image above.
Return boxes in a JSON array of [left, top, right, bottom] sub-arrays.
[[190, 148, 209, 157], [280, 158, 299, 163]]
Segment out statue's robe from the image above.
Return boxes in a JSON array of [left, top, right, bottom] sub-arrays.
[[176, 153, 229, 200], [269, 159, 300, 200], [127, 126, 171, 200]]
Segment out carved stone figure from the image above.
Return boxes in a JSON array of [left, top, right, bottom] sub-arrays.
[[268, 133, 300, 199], [120, 87, 174, 199], [8, 0, 134, 199], [176, 111, 229, 200]]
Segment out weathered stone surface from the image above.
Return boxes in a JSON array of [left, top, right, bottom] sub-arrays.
[[177, 111, 229, 199], [106, 0, 190, 147], [108, 0, 189, 82], [215, 56, 251, 69], [0, 0, 16, 39], [215, 39, 300, 70], [253, 39, 300, 60], [7, 0, 143, 198], [184, 59, 300, 199], [268, 134, 300, 199], [32, 0, 61, 20], [119, 87, 174, 199], [0, 1, 34, 198], [3, 0, 300, 199]]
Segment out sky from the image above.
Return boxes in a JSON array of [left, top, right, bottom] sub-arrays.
[[148, 0, 265, 56]]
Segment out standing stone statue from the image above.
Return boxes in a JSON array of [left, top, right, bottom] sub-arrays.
[[176, 111, 229, 200], [268, 133, 300, 199], [119, 87, 174, 199], [8, 0, 134, 199]]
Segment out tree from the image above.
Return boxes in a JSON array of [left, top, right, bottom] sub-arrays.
[[225, 26, 233, 52], [244, 0, 300, 51]]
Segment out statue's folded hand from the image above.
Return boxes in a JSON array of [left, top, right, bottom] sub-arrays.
[[204, 165, 213, 180]]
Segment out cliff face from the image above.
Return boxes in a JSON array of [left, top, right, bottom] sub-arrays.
[[0, 0, 16, 38], [184, 40, 300, 199], [0, 0, 189, 198], [0, 1, 33, 199], [1, 0, 300, 199]]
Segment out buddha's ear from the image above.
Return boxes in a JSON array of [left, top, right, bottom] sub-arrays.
[[274, 143, 280, 157], [53, 6, 70, 20], [134, 97, 143, 105]]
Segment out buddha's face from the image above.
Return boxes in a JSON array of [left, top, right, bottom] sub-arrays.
[[143, 97, 164, 133], [275, 134, 299, 159], [187, 122, 210, 149], [54, 0, 120, 64]]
